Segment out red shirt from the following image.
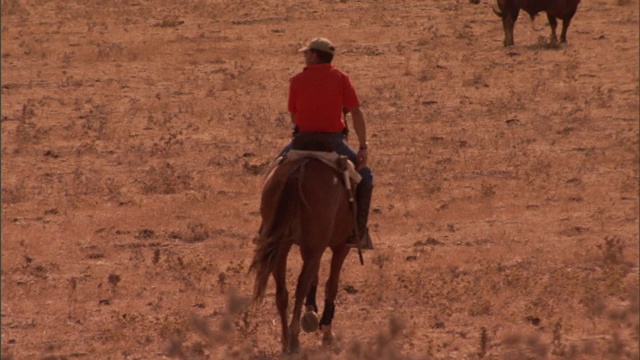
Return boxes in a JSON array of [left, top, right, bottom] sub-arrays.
[[288, 64, 360, 133]]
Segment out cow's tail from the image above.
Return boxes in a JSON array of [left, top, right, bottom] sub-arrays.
[[491, 3, 502, 17], [491, 0, 504, 17]]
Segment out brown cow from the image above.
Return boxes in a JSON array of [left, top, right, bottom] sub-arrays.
[[490, 0, 581, 46]]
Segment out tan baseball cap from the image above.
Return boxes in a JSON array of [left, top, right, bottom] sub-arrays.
[[298, 37, 335, 55]]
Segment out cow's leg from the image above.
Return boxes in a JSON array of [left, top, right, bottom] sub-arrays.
[[502, 14, 517, 46], [560, 15, 575, 42], [320, 245, 350, 345], [547, 14, 559, 44]]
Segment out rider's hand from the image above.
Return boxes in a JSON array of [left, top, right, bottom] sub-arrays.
[[357, 148, 368, 170]]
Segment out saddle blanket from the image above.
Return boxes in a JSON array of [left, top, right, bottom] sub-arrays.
[[268, 150, 361, 184]]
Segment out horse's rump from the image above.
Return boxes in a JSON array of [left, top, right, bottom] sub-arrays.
[[250, 157, 352, 302], [260, 158, 306, 241], [250, 159, 304, 301], [249, 154, 358, 353]]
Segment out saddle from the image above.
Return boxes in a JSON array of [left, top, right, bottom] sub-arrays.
[[267, 133, 361, 185], [260, 133, 371, 256]]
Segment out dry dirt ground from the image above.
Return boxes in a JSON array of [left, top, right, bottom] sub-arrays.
[[1, 0, 639, 359]]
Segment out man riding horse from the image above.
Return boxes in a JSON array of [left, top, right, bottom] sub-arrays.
[[278, 37, 374, 249]]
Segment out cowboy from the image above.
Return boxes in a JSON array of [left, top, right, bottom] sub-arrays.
[[279, 37, 374, 249]]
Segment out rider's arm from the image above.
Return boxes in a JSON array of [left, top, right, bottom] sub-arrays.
[[350, 107, 367, 149], [350, 106, 368, 169]]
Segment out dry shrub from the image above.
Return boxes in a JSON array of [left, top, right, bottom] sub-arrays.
[[2, 180, 29, 204], [478, 326, 489, 358], [502, 331, 549, 360], [13, 102, 47, 150], [580, 284, 607, 319], [598, 235, 625, 265], [480, 182, 497, 198], [150, 131, 186, 158], [346, 316, 406, 360], [95, 42, 125, 62], [463, 73, 489, 88], [141, 162, 194, 195], [79, 104, 112, 140], [154, 16, 184, 28], [163, 292, 255, 360], [468, 298, 492, 316], [454, 23, 476, 42], [1, 0, 30, 16], [71, 167, 108, 196], [551, 318, 566, 356], [169, 223, 210, 243]]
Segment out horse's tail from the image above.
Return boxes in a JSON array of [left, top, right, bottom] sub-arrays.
[[249, 166, 304, 303]]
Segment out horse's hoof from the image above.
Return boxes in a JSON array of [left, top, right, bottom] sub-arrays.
[[286, 339, 300, 354], [322, 331, 335, 346], [321, 324, 334, 346], [301, 311, 319, 333]]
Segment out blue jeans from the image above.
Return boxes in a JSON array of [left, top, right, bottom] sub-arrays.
[[278, 133, 373, 188]]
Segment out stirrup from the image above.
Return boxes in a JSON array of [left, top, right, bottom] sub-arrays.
[[347, 227, 374, 250]]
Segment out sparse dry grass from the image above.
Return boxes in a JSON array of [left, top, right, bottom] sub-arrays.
[[2, 0, 639, 359]]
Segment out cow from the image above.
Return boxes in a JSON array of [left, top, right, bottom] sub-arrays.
[[489, 0, 581, 46]]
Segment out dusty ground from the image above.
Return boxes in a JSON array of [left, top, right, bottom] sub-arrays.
[[1, 0, 639, 359]]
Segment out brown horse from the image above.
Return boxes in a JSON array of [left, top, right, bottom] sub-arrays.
[[249, 149, 356, 353]]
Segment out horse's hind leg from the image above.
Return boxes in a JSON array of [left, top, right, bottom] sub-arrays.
[[273, 249, 290, 352], [301, 273, 320, 333], [305, 274, 319, 312], [320, 246, 350, 345], [288, 256, 322, 353]]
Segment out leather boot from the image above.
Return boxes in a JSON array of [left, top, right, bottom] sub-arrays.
[[347, 184, 374, 249]]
